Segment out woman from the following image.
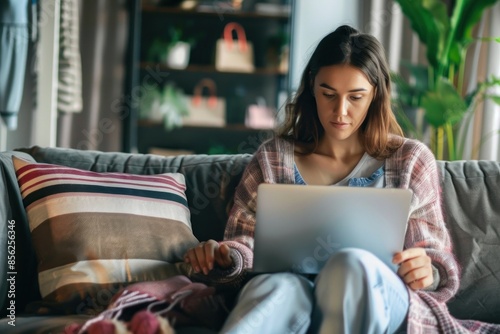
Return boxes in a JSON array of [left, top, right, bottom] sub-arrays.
[[184, 25, 499, 333]]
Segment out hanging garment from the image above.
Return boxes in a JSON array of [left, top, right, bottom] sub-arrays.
[[57, 0, 82, 113], [0, 0, 29, 130]]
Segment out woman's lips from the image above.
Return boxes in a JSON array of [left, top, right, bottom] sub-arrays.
[[331, 121, 349, 129]]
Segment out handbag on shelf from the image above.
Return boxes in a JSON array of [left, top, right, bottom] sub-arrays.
[[245, 97, 276, 129], [215, 22, 255, 73], [183, 78, 226, 127]]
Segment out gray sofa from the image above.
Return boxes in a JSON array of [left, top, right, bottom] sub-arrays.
[[0, 145, 499, 333]]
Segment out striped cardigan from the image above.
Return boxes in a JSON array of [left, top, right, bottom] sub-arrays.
[[201, 136, 500, 333]]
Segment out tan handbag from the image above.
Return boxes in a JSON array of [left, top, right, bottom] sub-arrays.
[[183, 78, 226, 127], [215, 22, 255, 73]]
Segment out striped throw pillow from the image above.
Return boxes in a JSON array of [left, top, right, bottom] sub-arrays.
[[13, 157, 199, 313]]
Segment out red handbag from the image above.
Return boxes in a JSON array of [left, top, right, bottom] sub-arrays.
[[183, 78, 226, 127], [215, 22, 255, 73]]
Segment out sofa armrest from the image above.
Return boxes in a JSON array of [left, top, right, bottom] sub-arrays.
[[438, 160, 500, 323], [0, 151, 41, 318]]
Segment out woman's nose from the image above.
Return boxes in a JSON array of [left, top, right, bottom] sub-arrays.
[[334, 98, 348, 116]]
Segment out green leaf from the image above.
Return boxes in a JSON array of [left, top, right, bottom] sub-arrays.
[[464, 86, 479, 108], [400, 61, 429, 90], [487, 95, 500, 105], [445, 0, 500, 67], [148, 38, 169, 62], [464, 77, 500, 108], [421, 79, 468, 127], [395, 0, 449, 68], [453, 0, 499, 45], [391, 70, 427, 108], [478, 37, 500, 43], [486, 75, 500, 86]]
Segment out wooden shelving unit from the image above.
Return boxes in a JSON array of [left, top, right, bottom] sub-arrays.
[[123, 0, 292, 154]]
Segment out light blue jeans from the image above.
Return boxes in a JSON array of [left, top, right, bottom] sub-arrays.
[[220, 248, 409, 334]]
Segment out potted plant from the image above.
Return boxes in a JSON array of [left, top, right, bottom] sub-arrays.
[[165, 26, 196, 69], [139, 82, 189, 130], [147, 25, 198, 69], [393, 0, 500, 160]]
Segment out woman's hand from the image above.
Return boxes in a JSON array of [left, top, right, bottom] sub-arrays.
[[184, 240, 233, 275], [392, 247, 433, 290]]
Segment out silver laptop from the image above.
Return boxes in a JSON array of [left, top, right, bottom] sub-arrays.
[[252, 184, 413, 274]]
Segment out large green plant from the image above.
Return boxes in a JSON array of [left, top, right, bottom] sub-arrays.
[[393, 0, 500, 160]]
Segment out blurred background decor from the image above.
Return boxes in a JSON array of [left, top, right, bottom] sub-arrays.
[[392, 0, 500, 160], [215, 22, 255, 72], [183, 78, 226, 127], [147, 23, 199, 69], [5, 1, 499, 160], [245, 96, 276, 129], [139, 82, 188, 130]]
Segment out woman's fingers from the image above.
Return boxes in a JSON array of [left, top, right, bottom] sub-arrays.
[[392, 247, 426, 265], [215, 243, 233, 268], [404, 267, 434, 290], [183, 240, 233, 274], [184, 241, 211, 274], [393, 247, 433, 290], [194, 242, 210, 274]]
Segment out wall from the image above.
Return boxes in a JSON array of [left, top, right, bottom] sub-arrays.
[[288, 0, 361, 92]]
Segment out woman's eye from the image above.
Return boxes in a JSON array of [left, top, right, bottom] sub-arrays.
[[323, 93, 335, 98], [351, 96, 363, 101]]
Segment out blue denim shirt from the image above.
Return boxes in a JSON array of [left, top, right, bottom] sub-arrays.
[[293, 163, 385, 187]]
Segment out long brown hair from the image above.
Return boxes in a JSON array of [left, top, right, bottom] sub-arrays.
[[277, 25, 403, 159]]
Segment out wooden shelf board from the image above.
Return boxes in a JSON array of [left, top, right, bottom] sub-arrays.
[[138, 120, 271, 131], [142, 5, 290, 20], [139, 62, 286, 76]]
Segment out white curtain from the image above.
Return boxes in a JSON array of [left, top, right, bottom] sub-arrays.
[[459, 3, 500, 161], [478, 3, 500, 161]]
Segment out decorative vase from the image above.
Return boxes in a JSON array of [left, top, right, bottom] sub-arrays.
[[166, 42, 190, 69]]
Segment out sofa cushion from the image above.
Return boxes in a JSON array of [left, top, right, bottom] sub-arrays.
[[17, 145, 254, 242], [12, 157, 199, 314], [439, 160, 500, 324]]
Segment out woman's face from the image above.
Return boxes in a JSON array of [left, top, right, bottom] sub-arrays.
[[312, 64, 374, 144]]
